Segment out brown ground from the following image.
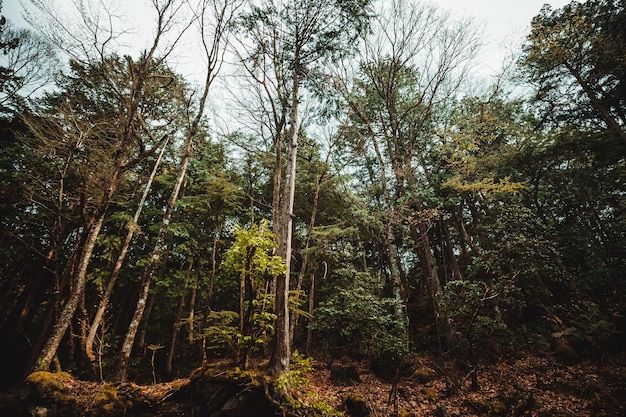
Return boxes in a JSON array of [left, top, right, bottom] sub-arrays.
[[3, 354, 626, 416], [302, 354, 626, 416]]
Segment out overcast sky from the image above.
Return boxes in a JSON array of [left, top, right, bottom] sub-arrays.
[[2, 0, 573, 77], [438, 0, 572, 75]]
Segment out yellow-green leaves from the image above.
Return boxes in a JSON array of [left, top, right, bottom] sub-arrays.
[[443, 175, 525, 196], [222, 219, 286, 284]]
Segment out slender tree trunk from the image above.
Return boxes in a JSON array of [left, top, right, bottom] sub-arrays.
[[270, 60, 300, 375], [240, 267, 255, 369], [166, 260, 192, 377], [387, 220, 408, 338], [112, 3, 226, 374], [201, 222, 221, 364], [34, 213, 106, 371], [408, 220, 452, 353], [304, 271, 315, 357], [85, 139, 168, 362], [188, 280, 197, 345], [441, 217, 463, 282], [114, 146, 191, 382], [272, 136, 284, 242], [289, 171, 325, 343], [136, 290, 157, 355]]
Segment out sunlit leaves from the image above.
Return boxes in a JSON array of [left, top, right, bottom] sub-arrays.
[[221, 219, 286, 282]]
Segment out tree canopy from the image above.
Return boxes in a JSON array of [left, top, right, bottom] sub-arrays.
[[0, 3, 624, 415]]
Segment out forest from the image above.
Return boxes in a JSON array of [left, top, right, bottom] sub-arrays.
[[0, 0, 625, 416]]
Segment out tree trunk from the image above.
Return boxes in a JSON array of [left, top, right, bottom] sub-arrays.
[[166, 260, 192, 377], [304, 270, 315, 357], [387, 220, 408, 337], [85, 139, 168, 362], [114, 147, 191, 383], [136, 290, 157, 355], [269, 60, 300, 375], [201, 222, 221, 364], [408, 220, 452, 353], [188, 280, 197, 345], [33, 213, 106, 371], [289, 170, 325, 344], [441, 217, 463, 282]]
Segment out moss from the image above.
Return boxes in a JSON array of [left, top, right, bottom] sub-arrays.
[[487, 400, 507, 416], [344, 392, 369, 417], [411, 366, 437, 383], [92, 383, 130, 416], [399, 408, 416, 417], [468, 398, 508, 416], [419, 387, 437, 402], [554, 340, 581, 365], [26, 371, 73, 388], [26, 371, 75, 404]]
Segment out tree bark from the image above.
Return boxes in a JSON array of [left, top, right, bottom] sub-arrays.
[[33, 213, 106, 371], [113, 147, 191, 382], [85, 139, 168, 362], [269, 59, 300, 375]]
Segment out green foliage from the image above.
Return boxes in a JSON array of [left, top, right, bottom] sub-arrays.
[[201, 310, 240, 355], [521, 0, 626, 141], [222, 220, 286, 281], [312, 270, 407, 365], [275, 351, 342, 417], [440, 279, 522, 356], [553, 301, 618, 357], [240, 294, 277, 351]]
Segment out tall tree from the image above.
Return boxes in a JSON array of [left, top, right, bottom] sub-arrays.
[[113, 0, 242, 382], [521, 0, 626, 147], [239, 0, 372, 375], [339, 0, 481, 351], [26, 0, 189, 372], [84, 136, 169, 363]]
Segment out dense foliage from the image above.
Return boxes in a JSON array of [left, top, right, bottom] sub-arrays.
[[0, 0, 624, 392]]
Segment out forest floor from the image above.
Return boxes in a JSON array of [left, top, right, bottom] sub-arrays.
[[3, 352, 626, 416], [302, 353, 626, 416]]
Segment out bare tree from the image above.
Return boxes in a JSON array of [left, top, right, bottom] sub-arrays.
[[338, 0, 482, 351], [27, 0, 191, 372], [0, 22, 59, 114], [113, 0, 243, 382]]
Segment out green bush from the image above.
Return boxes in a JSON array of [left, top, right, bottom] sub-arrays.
[[312, 271, 407, 367]]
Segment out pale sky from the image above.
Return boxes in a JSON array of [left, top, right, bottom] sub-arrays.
[[1, 0, 574, 42], [435, 0, 572, 75], [2, 0, 573, 77]]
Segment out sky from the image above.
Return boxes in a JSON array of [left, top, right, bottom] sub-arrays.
[[2, 0, 573, 78], [438, 0, 572, 75]]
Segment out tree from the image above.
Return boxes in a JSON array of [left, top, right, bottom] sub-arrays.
[[0, 25, 58, 115], [25, 0, 190, 372], [238, 0, 372, 374], [521, 0, 626, 147], [112, 0, 242, 382], [221, 220, 285, 368], [338, 0, 481, 352], [84, 136, 169, 364], [0, 7, 20, 95]]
